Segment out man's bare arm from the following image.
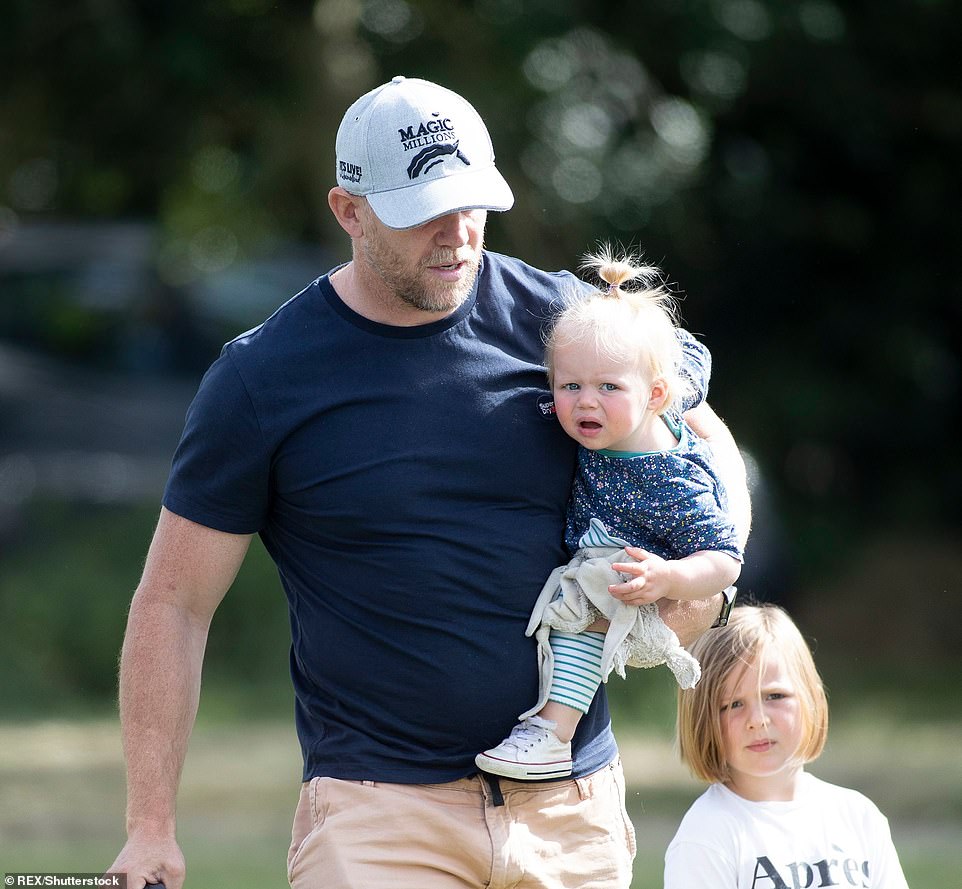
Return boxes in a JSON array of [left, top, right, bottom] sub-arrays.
[[657, 401, 751, 646], [684, 401, 752, 547], [108, 507, 252, 889]]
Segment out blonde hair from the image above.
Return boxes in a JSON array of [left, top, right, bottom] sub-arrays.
[[677, 604, 829, 784], [545, 246, 691, 413]]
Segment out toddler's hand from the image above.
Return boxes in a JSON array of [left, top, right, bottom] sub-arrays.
[[609, 547, 676, 605]]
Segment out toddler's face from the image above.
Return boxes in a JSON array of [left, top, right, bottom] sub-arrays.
[[551, 341, 656, 452]]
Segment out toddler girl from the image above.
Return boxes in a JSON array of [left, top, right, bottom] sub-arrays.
[[476, 249, 743, 780]]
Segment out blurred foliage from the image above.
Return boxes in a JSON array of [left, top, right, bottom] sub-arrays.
[[0, 500, 292, 716], [1, 1, 960, 637]]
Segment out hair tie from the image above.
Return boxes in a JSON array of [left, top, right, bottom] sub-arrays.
[[606, 282, 620, 297]]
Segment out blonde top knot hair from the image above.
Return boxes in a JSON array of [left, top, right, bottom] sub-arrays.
[[583, 247, 662, 297], [545, 244, 692, 414]]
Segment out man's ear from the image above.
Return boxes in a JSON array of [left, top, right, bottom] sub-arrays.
[[328, 187, 366, 238], [648, 378, 670, 413]]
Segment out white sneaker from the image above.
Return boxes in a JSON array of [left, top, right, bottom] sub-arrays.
[[475, 716, 573, 780]]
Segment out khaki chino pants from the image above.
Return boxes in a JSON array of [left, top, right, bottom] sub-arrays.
[[287, 759, 636, 889]]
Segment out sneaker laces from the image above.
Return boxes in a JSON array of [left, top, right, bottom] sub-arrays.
[[500, 716, 558, 752]]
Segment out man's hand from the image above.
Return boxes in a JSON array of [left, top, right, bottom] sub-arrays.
[[655, 594, 723, 649], [108, 830, 185, 889], [607, 546, 729, 646]]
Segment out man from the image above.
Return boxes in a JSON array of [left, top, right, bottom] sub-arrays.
[[109, 76, 749, 889]]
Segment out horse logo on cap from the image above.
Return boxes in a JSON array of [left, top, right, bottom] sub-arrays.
[[407, 142, 471, 180]]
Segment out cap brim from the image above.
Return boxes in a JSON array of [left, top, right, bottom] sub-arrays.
[[366, 166, 514, 230]]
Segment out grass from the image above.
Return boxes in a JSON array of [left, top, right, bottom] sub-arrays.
[[0, 718, 299, 885], [618, 722, 962, 888], [1, 716, 959, 888]]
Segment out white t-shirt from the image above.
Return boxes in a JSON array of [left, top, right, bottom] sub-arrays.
[[664, 772, 910, 889]]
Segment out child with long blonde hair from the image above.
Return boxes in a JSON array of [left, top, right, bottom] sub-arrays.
[[476, 248, 744, 780], [666, 604, 909, 888]]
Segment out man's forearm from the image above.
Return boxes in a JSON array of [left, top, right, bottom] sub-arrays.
[[119, 594, 208, 837]]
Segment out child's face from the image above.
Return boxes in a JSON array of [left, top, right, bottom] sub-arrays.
[[719, 652, 805, 801], [551, 341, 659, 452]]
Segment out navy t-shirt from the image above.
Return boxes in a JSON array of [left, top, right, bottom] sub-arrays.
[[163, 250, 620, 782]]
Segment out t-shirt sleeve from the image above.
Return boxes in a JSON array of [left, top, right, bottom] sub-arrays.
[[664, 839, 736, 888], [676, 327, 711, 411], [162, 349, 271, 534], [638, 459, 743, 561], [664, 799, 738, 889], [866, 801, 912, 889]]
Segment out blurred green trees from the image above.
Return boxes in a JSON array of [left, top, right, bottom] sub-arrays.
[[2, 0, 960, 705], [0, 501, 293, 715]]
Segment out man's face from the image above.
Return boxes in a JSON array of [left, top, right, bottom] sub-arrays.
[[358, 202, 487, 314]]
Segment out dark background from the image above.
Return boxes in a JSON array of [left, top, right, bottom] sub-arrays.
[[1, 0, 960, 707]]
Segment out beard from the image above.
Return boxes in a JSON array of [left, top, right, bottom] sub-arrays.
[[361, 227, 481, 314]]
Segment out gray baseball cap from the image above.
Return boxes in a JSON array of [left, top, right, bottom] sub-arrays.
[[335, 75, 514, 230]]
